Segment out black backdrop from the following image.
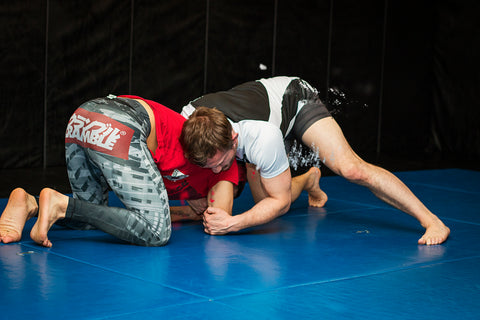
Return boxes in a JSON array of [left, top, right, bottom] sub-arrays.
[[1, 0, 479, 171]]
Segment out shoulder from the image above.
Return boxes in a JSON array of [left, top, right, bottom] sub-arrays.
[[238, 120, 288, 178]]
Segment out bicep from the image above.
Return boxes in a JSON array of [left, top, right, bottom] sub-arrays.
[[260, 168, 292, 205]]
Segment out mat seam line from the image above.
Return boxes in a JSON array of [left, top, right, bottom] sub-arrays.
[[18, 242, 214, 301], [209, 254, 480, 301]]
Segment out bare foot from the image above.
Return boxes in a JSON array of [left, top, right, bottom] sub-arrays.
[[418, 218, 450, 245], [30, 188, 69, 248], [0, 188, 38, 243], [305, 167, 328, 207]]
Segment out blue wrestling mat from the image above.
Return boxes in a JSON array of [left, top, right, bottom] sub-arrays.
[[1, 169, 479, 319]]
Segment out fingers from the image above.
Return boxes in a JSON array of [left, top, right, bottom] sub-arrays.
[[204, 206, 216, 215], [202, 207, 230, 235], [202, 215, 223, 235]]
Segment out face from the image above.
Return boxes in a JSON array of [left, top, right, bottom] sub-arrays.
[[204, 148, 236, 173], [203, 132, 238, 173]]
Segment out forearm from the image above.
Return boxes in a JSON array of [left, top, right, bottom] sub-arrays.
[[230, 196, 290, 232], [232, 169, 292, 232], [208, 180, 234, 215], [169, 206, 202, 222], [203, 169, 292, 235]]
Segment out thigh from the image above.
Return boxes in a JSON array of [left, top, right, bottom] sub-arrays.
[[301, 117, 363, 175], [66, 142, 109, 205], [98, 136, 169, 221], [64, 142, 108, 229]]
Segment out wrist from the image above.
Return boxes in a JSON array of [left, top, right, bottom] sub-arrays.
[[229, 214, 244, 233]]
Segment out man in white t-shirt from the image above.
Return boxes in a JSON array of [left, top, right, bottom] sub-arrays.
[[180, 76, 450, 245]]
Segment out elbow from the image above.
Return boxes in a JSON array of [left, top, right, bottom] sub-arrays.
[[279, 199, 291, 216]]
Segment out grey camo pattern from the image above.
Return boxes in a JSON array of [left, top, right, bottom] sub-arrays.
[[64, 96, 171, 246]]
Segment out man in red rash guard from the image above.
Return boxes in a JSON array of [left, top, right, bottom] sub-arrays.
[[120, 95, 240, 201], [0, 95, 239, 247]]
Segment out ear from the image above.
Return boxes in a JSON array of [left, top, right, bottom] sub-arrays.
[[232, 131, 239, 141]]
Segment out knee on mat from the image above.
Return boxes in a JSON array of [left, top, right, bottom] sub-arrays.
[[144, 236, 170, 247], [141, 228, 172, 247]]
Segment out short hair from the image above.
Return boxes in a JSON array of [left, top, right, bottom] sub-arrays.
[[180, 107, 233, 167]]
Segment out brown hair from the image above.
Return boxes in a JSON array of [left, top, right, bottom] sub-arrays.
[[180, 107, 233, 167]]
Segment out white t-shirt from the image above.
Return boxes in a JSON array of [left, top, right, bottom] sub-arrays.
[[181, 105, 289, 179], [231, 120, 289, 179]]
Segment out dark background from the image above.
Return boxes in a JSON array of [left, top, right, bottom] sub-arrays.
[[1, 0, 479, 197]]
